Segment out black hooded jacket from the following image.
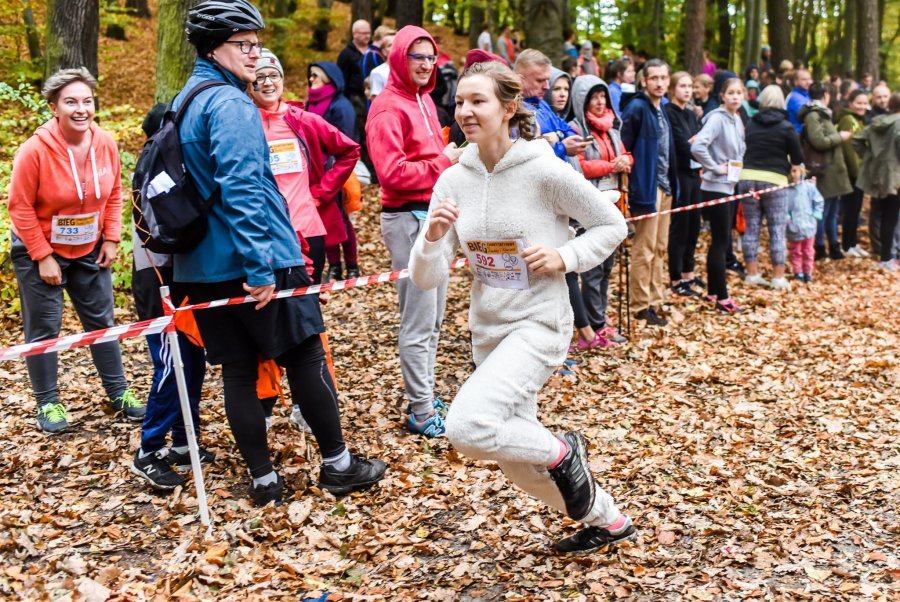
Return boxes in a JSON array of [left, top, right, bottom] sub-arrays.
[[742, 108, 803, 176]]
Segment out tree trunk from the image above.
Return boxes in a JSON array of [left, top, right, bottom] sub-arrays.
[[469, 2, 486, 50], [715, 0, 731, 67], [651, 0, 664, 58], [840, 0, 856, 76], [684, 0, 706, 74], [524, 0, 565, 62], [154, 0, 201, 104], [766, 0, 792, 68], [352, 0, 373, 25], [125, 0, 151, 17], [858, 0, 880, 79], [396, 0, 423, 27], [312, 0, 333, 51], [742, 0, 757, 71], [23, 1, 42, 60], [45, 0, 99, 79]]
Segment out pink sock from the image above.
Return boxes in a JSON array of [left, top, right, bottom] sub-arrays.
[[603, 514, 627, 531], [548, 438, 567, 468]]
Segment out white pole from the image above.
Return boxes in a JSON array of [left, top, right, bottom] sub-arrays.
[[160, 286, 212, 536]]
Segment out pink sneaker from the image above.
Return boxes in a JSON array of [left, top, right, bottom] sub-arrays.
[[569, 331, 612, 352], [600, 325, 626, 344]]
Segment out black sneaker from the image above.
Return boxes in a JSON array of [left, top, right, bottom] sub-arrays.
[[670, 280, 700, 297], [345, 266, 360, 279], [36, 402, 70, 434], [814, 245, 827, 260], [318, 455, 387, 496], [249, 474, 284, 506], [726, 261, 746, 278], [547, 432, 596, 522], [168, 447, 216, 470], [325, 264, 343, 282], [689, 276, 706, 289], [555, 515, 637, 554], [635, 307, 668, 327], [131, 449, 185, 490], [829, 245, 844, 260]]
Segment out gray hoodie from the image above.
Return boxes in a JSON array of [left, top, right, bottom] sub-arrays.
[[691, 107, 746, 194], [568, 75, 624, 192], [543, 67, 573, 122]]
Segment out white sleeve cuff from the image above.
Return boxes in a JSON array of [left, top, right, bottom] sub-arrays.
[[557, 245, 578, 273]]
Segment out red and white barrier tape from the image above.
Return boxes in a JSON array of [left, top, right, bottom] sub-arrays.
[[0, 181, 805, 361]]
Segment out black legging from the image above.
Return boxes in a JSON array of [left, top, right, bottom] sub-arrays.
[[222, 334, 345, 478], [702, 190, 737, 300], [840, 188, 864, 251], [879, 194, 900, 262], [668, 171, 702, 282], [566, 272, 590, 329], [306, 235, 326, 285]]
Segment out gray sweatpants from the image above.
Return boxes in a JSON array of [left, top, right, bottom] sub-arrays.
[[446, 325, 620, 527], [11, 237, 127, 406], [381, 212, 448, 417], [738, 180, 788, 265], [581, 253, 615, 329]]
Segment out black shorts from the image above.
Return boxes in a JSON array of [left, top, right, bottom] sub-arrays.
[[182, 267, 325, 365]]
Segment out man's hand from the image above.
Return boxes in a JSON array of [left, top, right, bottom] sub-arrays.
[[522, 245, 565, 273], [443, 142, 464, 164], [243, 282, 276, 310]]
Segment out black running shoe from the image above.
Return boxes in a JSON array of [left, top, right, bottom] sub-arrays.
[[555, 515, 637, 554], [318, 455, 387, 496], [548, 432, 596, 522], [671, 280, 700, 297], [635, 307, 668, 327], [168, 447, 216, 470], [131, 449, 185, 490], [249, 474, 284, 506]]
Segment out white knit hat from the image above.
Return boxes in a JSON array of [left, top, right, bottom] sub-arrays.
[[256, 48, 283, 76]]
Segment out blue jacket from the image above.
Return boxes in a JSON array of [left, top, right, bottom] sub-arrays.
[[523, 96, 577, 160], [172, 59, 303, 287], [786, 87, 810, 133], [311, 61, 358, 141], [620, 91, 678, 214]]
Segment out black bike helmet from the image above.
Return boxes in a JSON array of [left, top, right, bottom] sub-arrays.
[[186, 0, 265, 55]]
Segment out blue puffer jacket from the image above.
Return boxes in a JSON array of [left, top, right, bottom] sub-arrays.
[[620, 91, 678, 215], [172, 58, 303, 287]]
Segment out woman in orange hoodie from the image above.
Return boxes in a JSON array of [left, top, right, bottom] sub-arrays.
[[7, 68, 142, 434]]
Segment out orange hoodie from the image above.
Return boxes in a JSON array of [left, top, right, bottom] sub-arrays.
[[7, 119, 122, 261]]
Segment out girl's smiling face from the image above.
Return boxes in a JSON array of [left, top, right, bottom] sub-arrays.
[[454, 74, 516, 144]]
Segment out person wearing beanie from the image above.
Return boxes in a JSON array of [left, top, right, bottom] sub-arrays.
[[173, 0, 386, 506]]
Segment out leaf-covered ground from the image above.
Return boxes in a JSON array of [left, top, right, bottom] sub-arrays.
[[0, 188, 898, 601]]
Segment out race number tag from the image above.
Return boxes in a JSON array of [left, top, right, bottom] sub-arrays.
[[727, 160, 743, 183], [462, 239, 530, 290], [268, 139, 304, 176], [51, 212, 99, 246]]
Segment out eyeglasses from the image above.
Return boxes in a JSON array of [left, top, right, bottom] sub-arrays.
[[255, 73, 282, 85], [222, 40, 263, 55], [407, 53, 438, 65]]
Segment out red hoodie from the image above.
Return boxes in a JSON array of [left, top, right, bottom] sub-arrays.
[[365, 26, 451, 209], [8, 119, 122, 261]]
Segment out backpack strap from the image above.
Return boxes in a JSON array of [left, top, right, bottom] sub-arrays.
[[171, 80, 229, 124]]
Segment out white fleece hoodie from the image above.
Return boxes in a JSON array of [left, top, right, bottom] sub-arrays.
[[409, 139, 627, 355]]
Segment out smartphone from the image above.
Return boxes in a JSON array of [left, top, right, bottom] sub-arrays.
[[582, 135, 595, 143]]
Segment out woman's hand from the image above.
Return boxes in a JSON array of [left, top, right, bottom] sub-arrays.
[[243, 282, 276, 310], [613, 155, 631, 173], [425, 198, 459, 242], [38, 255, 62, 286], [522, 245, 565, 273], [96, 241, 118, 269]]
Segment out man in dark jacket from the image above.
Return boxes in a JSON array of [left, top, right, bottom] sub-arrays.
[[620, 59, 678, 327]]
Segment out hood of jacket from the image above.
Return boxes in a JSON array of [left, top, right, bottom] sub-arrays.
[[798, 101, 830, 123], [751, 107, 790, 127], [543, 68, 573, 117], [570, 75, 619, 131], [835, 107, 866, 125], [459, 137, 555, 176], [311, 61, 345, 94], [34, 117, 106, 200], [387, 26, 439, 97], [868, 111, 900, 133]]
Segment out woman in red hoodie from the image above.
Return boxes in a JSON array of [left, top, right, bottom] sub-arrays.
[[7, 68, 141, 433]]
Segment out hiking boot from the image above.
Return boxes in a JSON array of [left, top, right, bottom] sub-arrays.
[[325, 264, 343, 282], [555, 515, 637, 554], [36, 401, 70, 434], [290, 405, 313, 434], [548, 432, 596, 522], [635, 307, 667, 327], [249, 474, 284, 506], [168, 447, 216, 470], [345, 266, 361, 279], [407, 411, 446, 438], [110, 389, 145, 421], [318, 455, 387, 496], [131, 449, 185, 490]]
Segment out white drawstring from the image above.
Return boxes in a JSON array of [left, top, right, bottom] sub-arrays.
[[90, 147, 100, 200], [66, 148, 84, 202], [416, 92, 435, 138]]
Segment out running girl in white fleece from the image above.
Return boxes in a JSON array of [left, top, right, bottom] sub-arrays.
[[409, 61, 635, 554]]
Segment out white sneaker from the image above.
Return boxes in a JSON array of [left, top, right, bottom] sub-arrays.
[[844, 246, 859, 258], [770, 277, 791, 291], [744, 273, 770, 286], [290, 406, 313, 433], [852, 245, 869, 258], [876, 260, 899, 272], [264, 416, 273, 431]]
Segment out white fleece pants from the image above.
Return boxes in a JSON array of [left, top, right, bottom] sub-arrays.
[[445, 325, 620, 527]]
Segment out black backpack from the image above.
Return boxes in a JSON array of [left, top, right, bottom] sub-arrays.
[[132, 80, 226, 254]]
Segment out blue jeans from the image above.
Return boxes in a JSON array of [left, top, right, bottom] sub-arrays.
[[815, 197, 840, 248], [140, 332, 206, 453]]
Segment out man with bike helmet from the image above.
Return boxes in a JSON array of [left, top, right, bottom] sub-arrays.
[[172, 0, 386, 506]]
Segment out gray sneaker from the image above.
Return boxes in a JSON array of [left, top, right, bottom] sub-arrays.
[[110, 389, 146, 421], [37, 402, 70, 434]]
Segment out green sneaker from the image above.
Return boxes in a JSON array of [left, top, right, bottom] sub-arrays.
[[37, 402, 70, 434], [110, 389, 146, 421]]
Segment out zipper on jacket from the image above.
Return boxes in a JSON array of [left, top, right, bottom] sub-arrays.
[[482, 173, 492, 238]]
